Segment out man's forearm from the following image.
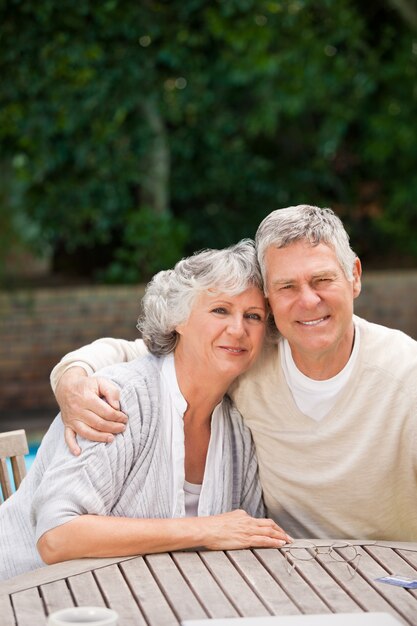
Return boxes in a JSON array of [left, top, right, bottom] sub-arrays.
[[50, 338, 148, 392]]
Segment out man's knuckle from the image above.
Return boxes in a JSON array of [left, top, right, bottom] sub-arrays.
[[92, 417, 104, 430]]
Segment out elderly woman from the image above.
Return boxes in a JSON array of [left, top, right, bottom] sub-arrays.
[[0, 240, 291, 581]]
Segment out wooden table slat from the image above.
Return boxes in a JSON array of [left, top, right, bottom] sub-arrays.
[[12, 587, 46, 626], [313, 545, 404, 619], [0, 556, 137, 595], [254, 548, 332, 615], [172, 551, 239, 619], [120, 556, 179, 626], [145, 553, 207, 621], [396, 546, 417, 569], [351, 546, 417, 625], [94, 564, 147, 626], [295, 560, 361, 613], [41, 579, 75, 615], [67, 571, 107, 607], [2, 544, 417, 626], [283, 548, 362, 614], [0, 593, 16, 626], [395, 546, 417, 600], [365, 545, 417, 599], [200, 550, 270, 617], [227, 549, 300, 615], [366, 545, 417, 575]]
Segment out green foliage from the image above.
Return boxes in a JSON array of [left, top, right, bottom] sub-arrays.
[[100, 207, 189, 284], [0, 0, 416, 283]]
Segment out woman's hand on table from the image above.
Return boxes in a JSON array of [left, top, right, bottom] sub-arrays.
[[38, 510, 293, 564], [201, 509, 293, 550]]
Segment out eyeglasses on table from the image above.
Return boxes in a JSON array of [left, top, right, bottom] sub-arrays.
[[281, 540, 361, 578]]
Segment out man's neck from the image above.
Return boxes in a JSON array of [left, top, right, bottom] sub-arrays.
[[288, 326, 356, 381]]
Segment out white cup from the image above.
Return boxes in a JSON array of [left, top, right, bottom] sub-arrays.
[[47, 606, 119, 626]]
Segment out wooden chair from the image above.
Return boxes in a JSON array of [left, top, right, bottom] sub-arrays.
[[0, 429, 29, 502]]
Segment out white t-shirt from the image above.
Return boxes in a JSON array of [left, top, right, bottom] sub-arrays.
[[183, 481, 202, 517], [280, 323, 360, 421]]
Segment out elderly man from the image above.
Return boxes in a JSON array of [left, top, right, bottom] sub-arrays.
[[51, 205, 417, 540]]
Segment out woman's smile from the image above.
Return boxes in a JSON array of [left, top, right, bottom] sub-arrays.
[[175, 285, 267, 383]]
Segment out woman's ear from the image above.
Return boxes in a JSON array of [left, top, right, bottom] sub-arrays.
[[175, 322, 185, 337]]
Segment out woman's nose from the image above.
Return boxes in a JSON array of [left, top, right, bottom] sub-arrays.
[[227, 315, 245, 336]]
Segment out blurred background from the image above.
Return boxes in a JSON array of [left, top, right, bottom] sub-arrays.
[[0, 0, 416, 445]]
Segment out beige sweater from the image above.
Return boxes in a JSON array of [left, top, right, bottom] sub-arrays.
[[232, 316, 417, 540], [51, 316, 417, 540]]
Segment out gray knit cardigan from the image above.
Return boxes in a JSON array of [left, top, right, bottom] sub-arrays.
[[0, 355, 264, 580]]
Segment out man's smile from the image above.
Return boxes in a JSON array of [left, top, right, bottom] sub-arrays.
[[297, 316, 330, 327]]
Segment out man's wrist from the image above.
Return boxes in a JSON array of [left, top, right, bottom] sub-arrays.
[[54, 365, 89, 396]]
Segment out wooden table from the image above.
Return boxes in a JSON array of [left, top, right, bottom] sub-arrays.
[[1, 541, 417, 625]]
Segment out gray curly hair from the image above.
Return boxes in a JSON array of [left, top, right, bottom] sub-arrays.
[[137, 239, 263, 355], [255, 205, 357, 292]]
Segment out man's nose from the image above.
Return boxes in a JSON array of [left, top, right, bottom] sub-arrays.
[[298, 285, 321, 307]]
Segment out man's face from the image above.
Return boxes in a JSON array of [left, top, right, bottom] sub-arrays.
[[265, 240, 362, 377]]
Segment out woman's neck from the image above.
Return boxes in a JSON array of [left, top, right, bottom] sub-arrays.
[[173, 349, 230, 485], [173, 350, 230, 423]]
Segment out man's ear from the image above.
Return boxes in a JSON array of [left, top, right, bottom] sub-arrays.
[[352, 257, 362, 299]]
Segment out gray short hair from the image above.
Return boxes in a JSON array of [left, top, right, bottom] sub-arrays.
[[137, 239, 263, 355], [255, 205, 357, 290]]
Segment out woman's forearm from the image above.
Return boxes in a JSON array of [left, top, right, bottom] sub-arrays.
[[37, 510, 291, 564], [37, 515, 206, 563]]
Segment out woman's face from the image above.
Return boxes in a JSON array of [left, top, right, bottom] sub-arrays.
[[175, 285, 267, 381]]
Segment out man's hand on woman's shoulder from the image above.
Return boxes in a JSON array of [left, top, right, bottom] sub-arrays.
[[55, 367, 128, 456]]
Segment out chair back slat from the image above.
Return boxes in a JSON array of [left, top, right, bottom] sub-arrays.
[[0, 458, 13, 501], [11, 456, 28, 490], [0, 429, 29, 503]]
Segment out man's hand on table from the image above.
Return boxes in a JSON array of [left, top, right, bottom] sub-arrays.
[[55, 367, 127, 456]]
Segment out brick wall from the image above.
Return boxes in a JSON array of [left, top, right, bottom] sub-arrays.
[[0, 285, 145, 413], [0, 272, 416, 414], [355, 270, 417, 341]]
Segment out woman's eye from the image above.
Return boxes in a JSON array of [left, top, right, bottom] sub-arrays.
[[212, 307, 227, 314], [245, 313, 263, 321]]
